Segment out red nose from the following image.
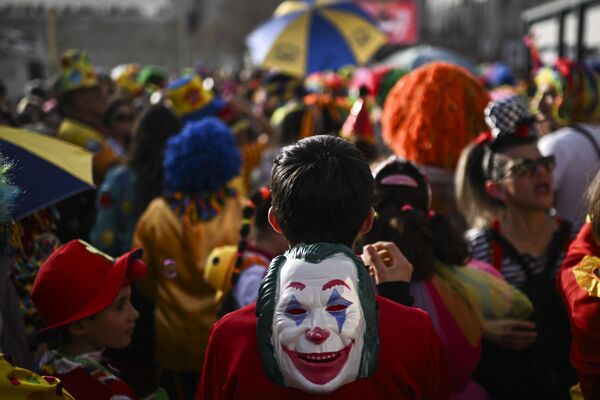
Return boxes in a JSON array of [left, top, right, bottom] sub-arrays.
[[306, 327, 330, 344]]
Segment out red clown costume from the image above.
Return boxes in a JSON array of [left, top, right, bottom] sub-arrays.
[[558, 222, 600, 399], [196, 244, 449, 399]]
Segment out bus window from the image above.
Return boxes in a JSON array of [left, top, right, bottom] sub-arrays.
[[584, 5, 600, 58], [530, 17, 560, 64]]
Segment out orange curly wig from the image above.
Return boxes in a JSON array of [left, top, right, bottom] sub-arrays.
[[382, 62, 490, 169]]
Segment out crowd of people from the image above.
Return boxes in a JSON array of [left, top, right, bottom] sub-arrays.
[[0, 47, 600, 400]]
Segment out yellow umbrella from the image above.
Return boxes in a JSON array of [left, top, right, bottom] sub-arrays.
[[0, 126, 94, 219], [246, 0, 387, 77]]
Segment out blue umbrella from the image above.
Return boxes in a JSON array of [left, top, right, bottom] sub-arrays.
[[246, 0, 388, 77], [0, 126, 94, 220], [377, 45, 477, 73]]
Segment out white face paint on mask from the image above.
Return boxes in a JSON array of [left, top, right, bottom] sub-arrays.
[[272, 253, 365, 394]]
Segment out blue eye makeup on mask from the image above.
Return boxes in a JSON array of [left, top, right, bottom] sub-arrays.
[[325, 289, 352, 332], [284, 295, 307, 326]]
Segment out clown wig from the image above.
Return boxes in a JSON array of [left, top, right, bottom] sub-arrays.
[[533, 59, 600, 126], [382, 62, 490, 170], [256, 243, 379, 386], [163, 117, 241, 195]]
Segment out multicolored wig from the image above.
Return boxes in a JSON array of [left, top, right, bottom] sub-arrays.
[[256, 243, 379, 386], [533, 59, 600, 126]]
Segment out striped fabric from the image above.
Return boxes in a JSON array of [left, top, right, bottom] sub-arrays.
[[466, 228, 564, 289]]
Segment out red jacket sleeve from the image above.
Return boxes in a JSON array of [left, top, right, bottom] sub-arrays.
[[558, 222, 600, 399], [195, 322, 223, 400]]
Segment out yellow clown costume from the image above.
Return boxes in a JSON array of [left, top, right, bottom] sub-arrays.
[[133, 117, 243, 378], [56, 50, 119, 183]]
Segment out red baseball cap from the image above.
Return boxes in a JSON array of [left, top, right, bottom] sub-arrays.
[[31, 240, 147, 335]]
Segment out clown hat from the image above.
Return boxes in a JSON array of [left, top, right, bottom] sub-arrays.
[[533, 59, 600, 125], [204, 245, 237, 301], [166, 74, 225, 122], [31, 240, 146, 337], [341, 88, 375, 143], [111, 63, 143, 97], [57, 49, 98, 94], [137, 65, 168, 91]]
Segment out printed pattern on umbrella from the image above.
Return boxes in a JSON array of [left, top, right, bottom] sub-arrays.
[[247, 0, 387, 77]]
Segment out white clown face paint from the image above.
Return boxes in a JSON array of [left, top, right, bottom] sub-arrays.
[[272, 253, 365, 393]]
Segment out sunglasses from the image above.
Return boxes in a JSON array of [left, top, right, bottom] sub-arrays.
[[500, 155, 556, 178]]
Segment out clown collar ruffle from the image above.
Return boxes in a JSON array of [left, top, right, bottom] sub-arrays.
[[573, 255, 600, 298], [39, 349, 118, 379], [164, 187, 237, 223]]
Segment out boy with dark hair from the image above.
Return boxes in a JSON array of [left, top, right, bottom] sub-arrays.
[[269, 135, 374, 247], [196, 135, 449, 399]]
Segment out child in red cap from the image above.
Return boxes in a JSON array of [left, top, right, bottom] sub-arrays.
[[31, 239, 147, 400]]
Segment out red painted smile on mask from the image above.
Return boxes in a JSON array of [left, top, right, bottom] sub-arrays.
[[282, 340, 354, 385]]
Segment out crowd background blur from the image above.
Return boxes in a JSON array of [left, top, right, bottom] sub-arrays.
[[1, 0, 600, 399]]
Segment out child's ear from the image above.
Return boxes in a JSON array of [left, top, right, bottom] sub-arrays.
[[359, 207, 375, 235], [485, 180, 506, 201], [67, 320, 89, 337], [268, 207, 283, 234]]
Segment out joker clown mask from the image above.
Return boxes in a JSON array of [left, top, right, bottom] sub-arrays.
[[256, 243, 379, 394]]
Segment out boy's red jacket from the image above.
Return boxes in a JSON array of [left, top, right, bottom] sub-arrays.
[[558, 222, 600, 399], [196, 296, 449, 400]]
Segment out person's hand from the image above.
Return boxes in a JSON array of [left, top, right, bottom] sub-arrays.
[[483, 319, 537, 350], [361, 242, 413, 284]]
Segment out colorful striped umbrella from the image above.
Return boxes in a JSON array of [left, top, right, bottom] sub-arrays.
[[246, 0, 387, 77], [0, 126, 94, 220]]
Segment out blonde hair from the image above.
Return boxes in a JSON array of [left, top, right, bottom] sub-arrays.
[[587, 169, 600, 238], [455, 142, 505, 228]]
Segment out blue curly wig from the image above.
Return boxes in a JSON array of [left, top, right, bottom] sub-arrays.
[[163, 117, 241, 194]]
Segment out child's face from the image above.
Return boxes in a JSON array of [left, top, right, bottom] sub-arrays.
[[82, 285, 139, 350]]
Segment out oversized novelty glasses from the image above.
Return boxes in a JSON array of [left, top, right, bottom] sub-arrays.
[[500, 155, 556, 179]]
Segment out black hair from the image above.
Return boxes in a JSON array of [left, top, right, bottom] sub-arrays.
[[231, 188, 272, 284], [250, 187, 273, 234], [271, 135, 374, 247], [358, 159, 469, 280], [279, 106, 306, 146], [57, 90, 74, 118], [102, 94, 132, 127], [127, 104, 181, 216]]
